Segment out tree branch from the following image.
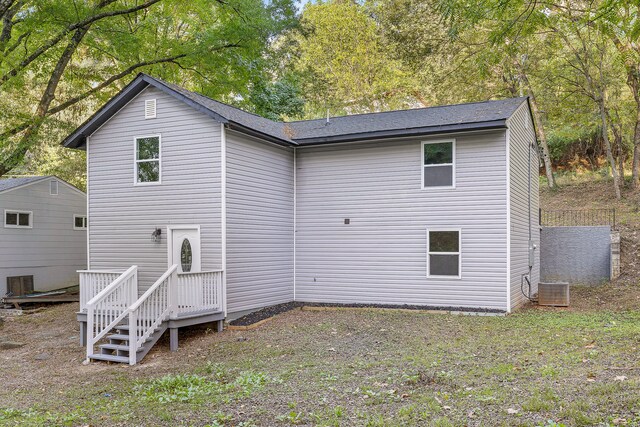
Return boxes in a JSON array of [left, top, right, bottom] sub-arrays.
[[0, 0, 162, 87]]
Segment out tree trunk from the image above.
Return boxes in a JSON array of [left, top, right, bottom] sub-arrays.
[[513, 58, 555, 187], [0, 25, 89, 176], [598, 97, 622, 199], [631, 104, 640, 188]]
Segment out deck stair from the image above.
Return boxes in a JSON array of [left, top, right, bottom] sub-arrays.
[[82, 264, 225, 365], [90, 322, 168, 364]]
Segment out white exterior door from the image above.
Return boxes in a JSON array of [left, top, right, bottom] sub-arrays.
[[169, 227, 201, 274]]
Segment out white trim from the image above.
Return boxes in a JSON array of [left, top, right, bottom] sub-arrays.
[[73, 214, 88, 230], [49, 179, 58, 195], [505, 124, 512, 313], [4, 209, 32, 228], [293, 147, 297, 302], [220, 123, 228, 316], [133, 134, 162, 185], [421, 139, 456, 189], [144, 98, 157, 119], [426, 228, 461, 279], [86, 136, 91, 269]]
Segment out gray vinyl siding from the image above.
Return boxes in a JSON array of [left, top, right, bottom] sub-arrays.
[[508, 103, 540, 310], [225, 131, 294, 314], [88, 86, 222, 292], [0, 179, 86, 295], [295, 133, 509, 310]]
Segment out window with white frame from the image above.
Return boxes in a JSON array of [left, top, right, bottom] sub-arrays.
[[427, 229, 460, 277], [135, 135, 160, 184], [422, 140, 455, 188], [74, 215, 87, 230], [5, 210, 32, 228]]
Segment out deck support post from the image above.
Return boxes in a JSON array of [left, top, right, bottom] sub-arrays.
[[170, 328, 178, 351], [79, 321, 87, 346], [214, 320, 224, 333]]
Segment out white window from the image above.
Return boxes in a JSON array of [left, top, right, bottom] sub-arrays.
[[50, 179, 58, 195], [427, 229, 461, 278], [135, 135, 161, 184], [4, 210, 32, 228], [74, 215, 87, 230], [422, 140, 455, 188], [145, 99, 157, 119]]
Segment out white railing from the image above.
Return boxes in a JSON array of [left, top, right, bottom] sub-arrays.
[[175, 270, 224, 317], [85, 266, 138, 360], [78, 270, 123, 312], [128, 265, 177, 365]]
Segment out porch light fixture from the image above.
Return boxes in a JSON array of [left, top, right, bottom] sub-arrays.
[[151, 227, 162, 243]]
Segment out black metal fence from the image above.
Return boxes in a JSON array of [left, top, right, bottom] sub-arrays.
[[540, 208, 616, 229]]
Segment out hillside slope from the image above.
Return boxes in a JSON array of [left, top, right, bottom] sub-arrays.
[[540, 178, 640, 311]]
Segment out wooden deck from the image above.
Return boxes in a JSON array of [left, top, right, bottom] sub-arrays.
[[2, 293, 79, 309]]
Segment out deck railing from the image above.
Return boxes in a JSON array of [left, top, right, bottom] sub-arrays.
[[85, 266, 138, 360], [78, 270, 123, 312], [175, 270, 224, 317], [128, 265, 177, 365]]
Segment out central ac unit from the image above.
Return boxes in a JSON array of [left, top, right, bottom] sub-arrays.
[[538, 282, 570, 307]]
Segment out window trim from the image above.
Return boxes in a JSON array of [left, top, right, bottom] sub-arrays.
[[73, 214, 87, 230], [4, 209, 32, 229], [49, 179, 58, 195], [421, 139, 456, 189], [426, 228, 461, 279], [133, 134, 162, 186]]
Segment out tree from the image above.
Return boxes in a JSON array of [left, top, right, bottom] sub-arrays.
[[293, 0, 420, 117], [0, 0, 297, 178]]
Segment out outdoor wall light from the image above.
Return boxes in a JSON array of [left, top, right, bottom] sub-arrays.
[[151, 227, 162, 243]]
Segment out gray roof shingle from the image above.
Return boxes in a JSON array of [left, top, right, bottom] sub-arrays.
[[62, 73, 529, 148], [0, 176, 48, 193]]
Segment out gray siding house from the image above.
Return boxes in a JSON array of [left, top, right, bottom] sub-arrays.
[[62, 74, 539, 364], [0, 176, 87, 297]]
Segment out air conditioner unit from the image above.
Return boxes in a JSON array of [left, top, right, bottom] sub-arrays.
[[538, 282, 570, 307]]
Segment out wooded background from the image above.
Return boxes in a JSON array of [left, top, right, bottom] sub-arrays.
[[1, 0, 638, 197]]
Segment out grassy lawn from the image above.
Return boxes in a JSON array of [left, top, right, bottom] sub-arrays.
[[1, 299, 640, 426]]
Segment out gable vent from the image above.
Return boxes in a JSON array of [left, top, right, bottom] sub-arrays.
[[145, 99, 157, 119], [50, 179, 58, 195]]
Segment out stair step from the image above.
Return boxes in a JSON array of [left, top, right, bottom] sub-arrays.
[[107, 333, 131, 342], [89, 353, 129, 364], [115, 324, 129, 331], [100, 343, 144, 353], [99, 343, 130, 352]]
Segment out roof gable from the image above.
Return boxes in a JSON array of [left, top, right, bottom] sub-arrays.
[[0, 175, 85, 196], [61, 73, 528, 149]]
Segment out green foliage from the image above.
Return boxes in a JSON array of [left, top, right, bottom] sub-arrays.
[[136, 370, 269, 404]]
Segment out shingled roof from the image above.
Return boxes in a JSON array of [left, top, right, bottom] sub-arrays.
[[0, 176, 49, 193], [61, 73, 528, 149]]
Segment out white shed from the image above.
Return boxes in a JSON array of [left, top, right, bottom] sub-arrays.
[[0, 176, 87, 297]]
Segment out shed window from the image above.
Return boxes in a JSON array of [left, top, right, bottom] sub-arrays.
[[74, 215, 87, 230], [4, 210, 31, 228], [428, 230, 460, 277], [422, 140, 455, 188], [135, 136, 160, 184]]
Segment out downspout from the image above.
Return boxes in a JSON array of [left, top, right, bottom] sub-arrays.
[[521, 116, 537, 303], [293, 147, 297, 302]]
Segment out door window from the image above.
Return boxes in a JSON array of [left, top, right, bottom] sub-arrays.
[[180, 238, 192, 272]]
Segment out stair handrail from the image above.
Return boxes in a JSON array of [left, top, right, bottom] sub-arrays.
[[128, 264, 178, 365], [85, 265, 138, 360]]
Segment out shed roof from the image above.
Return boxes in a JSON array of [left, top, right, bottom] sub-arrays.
[[61, 73, 528, 149], [0, 176, 49, 193]]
